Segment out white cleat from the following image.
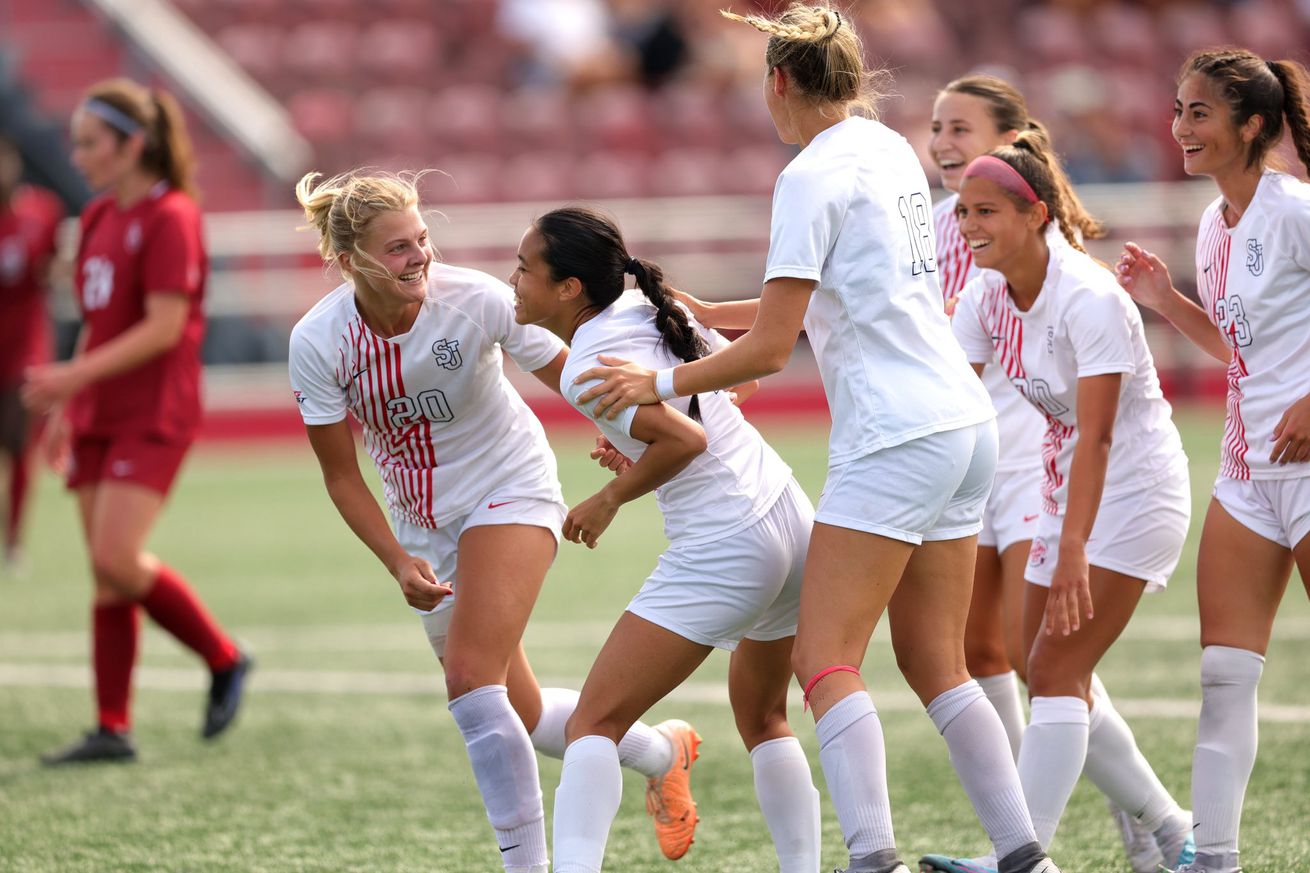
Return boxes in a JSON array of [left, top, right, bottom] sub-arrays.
[[1109, 799, 1165, 873]]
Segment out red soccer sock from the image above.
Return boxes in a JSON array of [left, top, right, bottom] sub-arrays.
[[5, 449, 31, 553], [140, 564, 239, 671], [93, 602, 140, 733]]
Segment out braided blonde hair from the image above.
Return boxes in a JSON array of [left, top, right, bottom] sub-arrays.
[[295, 170, 426, 286], [722, 2, 886, 116]]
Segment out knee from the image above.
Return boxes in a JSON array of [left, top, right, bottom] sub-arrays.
[[1025, 654, 1088, 700], [563, 707, 624, 746], [734, 708, 791, 752], [88, 545, 146, 597], [963, 635, 1010, 678], [442, 654, 499, 702], [895, 646, 969, 705]]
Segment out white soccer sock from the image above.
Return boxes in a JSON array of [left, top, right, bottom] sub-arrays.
[[527, 687, 672, 778], [448, 685, 548, 871], [553, 735, 623, 873], [1193, 645, 1264, 860], [750, 736, 821, 873], [816, 691, 896, 857], [1017, 696, 1090, 849], [928, 680, 1038, 859], [1083, 679, 1187, 836], [976, 671, 1026, 761]]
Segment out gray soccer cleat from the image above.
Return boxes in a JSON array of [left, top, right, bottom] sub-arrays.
[[40, 727, 137, 766]]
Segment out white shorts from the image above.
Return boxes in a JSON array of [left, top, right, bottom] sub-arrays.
[[396, 496, 567, 659], [1213, 474, 1310, 549], [627, 478, 812, 651], [1026, 468, 1191, 593], [979, 464, 1043, 553], [815, 420, 998, 544]]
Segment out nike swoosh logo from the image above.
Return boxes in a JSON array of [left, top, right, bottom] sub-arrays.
[[487, 500, 517, 509], [350, 366, 370, 382], [1203, 265, 1212, 273], [499, 844, 520, 853], [680, 736, 690, 770], [1023, 514, 1039, 522]]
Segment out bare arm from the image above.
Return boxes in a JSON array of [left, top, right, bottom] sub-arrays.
[[1045, 373, 1121, 637], [306, 420, 452, 609], [574, 276, 814, 419], [671, 288, 763, 331], [528, 348, 569, 394], [22, 293, 192, 412], [1116, 242, 1231, 363], [562, 403, 707, 548]]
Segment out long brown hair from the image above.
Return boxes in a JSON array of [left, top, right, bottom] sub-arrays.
[[1180, 47, 1310, 174], [82, 78, 198, 198]]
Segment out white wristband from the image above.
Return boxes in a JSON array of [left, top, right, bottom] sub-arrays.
[[654, 367, 678, 401]]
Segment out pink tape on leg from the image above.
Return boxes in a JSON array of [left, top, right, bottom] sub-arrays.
[[802, 665, 861, 711]]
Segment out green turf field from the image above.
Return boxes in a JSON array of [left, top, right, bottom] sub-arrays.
[[2, 408, 1307, 872]]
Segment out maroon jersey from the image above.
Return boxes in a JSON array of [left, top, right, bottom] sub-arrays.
[[70, 183, 206, 442], [0, 186, 63, 382]]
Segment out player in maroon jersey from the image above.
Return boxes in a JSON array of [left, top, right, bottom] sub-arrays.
[[0, 135, 63, 573], [22, 79, 249, 765]]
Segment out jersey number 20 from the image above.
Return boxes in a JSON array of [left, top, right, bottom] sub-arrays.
[[386, 389, 455, 429], [897, 193, 937, 276]]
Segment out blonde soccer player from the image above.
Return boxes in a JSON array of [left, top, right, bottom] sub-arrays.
[[511, 205, 821, 873], [945, 138, 1195, 869], [288, 171, 700, 873], [570, 5, 1058, 873], [921, 75, 1167, 873], [1117, 47, 1310, 873]]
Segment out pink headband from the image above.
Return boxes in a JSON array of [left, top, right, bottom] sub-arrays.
[[962, 155, 1039, 204]]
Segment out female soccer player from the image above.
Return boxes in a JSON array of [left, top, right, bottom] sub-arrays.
[[572, 6, 1057, 873], [1116, 48, 1310, 873], [22, 80, 249, 764], [290, 171, 698, 873], [947, 137, 1194, 868], [923, 76, 1165, 873], [512, 205, 820, 873], [0, 135, 63, 572]]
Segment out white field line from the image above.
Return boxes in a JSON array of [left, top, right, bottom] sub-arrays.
[[2, 662, 1310, 724], [5, 614, 1310, 659]]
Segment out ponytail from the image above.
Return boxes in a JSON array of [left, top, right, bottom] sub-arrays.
[[628, 257, 710, 420], [146, 89, 197, 198], [81, 79, 198, 198], [1268, 59, 1310, 175], [1181, 48, 1310, 174], [993, 129, 1105, 252], [535, 206, 708, 420]]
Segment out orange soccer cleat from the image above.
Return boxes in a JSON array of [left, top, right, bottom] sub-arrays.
[[645, 719, 702, 860]]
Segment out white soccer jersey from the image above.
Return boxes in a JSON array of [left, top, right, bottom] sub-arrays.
[[935, 193, 1045, 473], [1194, 170, 1310, 481], [288, 263, 565, 528], [765, 116, 993, 465], [562, 290, 793, 548], [953, 243, 1186, 514]]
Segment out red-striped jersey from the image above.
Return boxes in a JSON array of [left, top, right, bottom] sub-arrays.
[[1195, 171, 1310, 481], [288, 263, 564, 529], [0, 186, 62, 382], [952, 243, 1185, 514], [70, 183, 206, 442], [935, 193, 1045, 474]]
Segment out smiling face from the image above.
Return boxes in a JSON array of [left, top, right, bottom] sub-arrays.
[[930, 91, 1014, 192], [509, 226, 571, 331], [1173, 72, 1260, 178], [69, 109, 141, 193], [956, 175, 1045, 273], [349, 206, 432, 304]]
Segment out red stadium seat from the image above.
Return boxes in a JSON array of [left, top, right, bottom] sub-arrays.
[[573, 151, 649, 200], [358, 19, 441, 83], [429, 85, 505, 152], [498, 151, 576, 202], [649, 148, 723, 197]]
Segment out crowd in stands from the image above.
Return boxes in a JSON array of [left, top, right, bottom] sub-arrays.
[[172, 0, 1310, 204]]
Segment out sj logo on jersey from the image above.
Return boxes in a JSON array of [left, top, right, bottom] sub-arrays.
[[432, 338, 463, 370], [1245, 239, 1263, 276]]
